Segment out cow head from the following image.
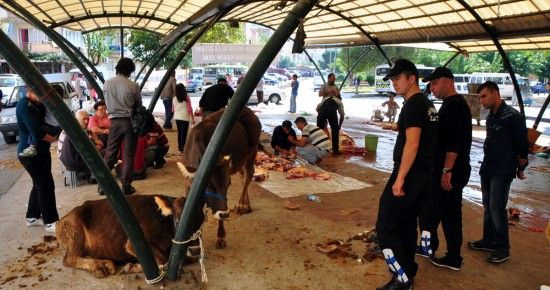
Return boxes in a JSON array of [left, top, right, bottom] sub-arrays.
[[154, 195, 187, 226], [177, 156, 232, 220]]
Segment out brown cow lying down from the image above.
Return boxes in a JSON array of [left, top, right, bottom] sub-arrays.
[[56, 194, 201, 278], [178, 107, 266, 249]]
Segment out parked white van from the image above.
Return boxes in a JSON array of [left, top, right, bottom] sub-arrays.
[[468, 72, 532, 100]]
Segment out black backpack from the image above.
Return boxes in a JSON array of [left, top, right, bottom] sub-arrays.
[[131, 105, 154, 136]]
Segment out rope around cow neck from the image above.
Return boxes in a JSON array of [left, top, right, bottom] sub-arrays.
[[172, 228, 208, 283]]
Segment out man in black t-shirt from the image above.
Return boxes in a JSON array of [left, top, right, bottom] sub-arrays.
[[375, 59, 438, 290], [271, 120, 297, 155], [418, 67, 472, 271], [198, 78, 234, 119]]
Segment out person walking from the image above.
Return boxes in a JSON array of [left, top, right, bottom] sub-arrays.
[[417, 67, 472, 271], [173, 83, 194, 154], [375, 59, 438, 290], [160, 71, 176, 130], [467, 81, 528, 264], [16, 86, 59, 232], [289, 74, 299, 113], [101, 57, 142, 195]]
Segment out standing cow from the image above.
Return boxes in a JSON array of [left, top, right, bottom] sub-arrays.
[[178, 107, 264, 249], [56, 194, 198, 278]]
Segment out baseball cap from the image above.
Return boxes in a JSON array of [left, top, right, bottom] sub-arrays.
[[422, 67, 454, 83], [383, 59, 418, 81]]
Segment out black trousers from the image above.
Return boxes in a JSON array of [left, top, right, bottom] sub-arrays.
[[19, 153, 59, 224], [418, 175, 465, 259], [376, 167, 430, 279], [163, 99, 174, 128], [176, 120, 190, 152], [103, 118, 137, 186], [317, 104, 339, 153]]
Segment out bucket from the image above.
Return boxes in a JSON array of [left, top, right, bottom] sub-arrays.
[[365, 134, 379, 152]]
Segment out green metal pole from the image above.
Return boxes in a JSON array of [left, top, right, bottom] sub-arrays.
[[339, 47, 372, 91], [2, 0, 103, 101], [148, 12, 224, 112], [0, 29, 161, 283], [55, 30, 105, 84], [134, 43, 167, 82], [304, 49, 325, 84], [165, 0, 319, 280]]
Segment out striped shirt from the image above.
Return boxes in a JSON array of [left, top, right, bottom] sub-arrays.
[[301, 124, 331, 151]]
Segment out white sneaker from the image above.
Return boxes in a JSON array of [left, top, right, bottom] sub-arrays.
[[26, 218, 42, 227], [45, 222, 56, 233]]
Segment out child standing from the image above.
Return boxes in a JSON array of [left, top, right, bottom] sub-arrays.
[[173, 83, 194, 154], [381, 92, 400, 122]]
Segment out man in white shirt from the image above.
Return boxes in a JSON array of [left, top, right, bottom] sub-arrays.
[[291, 117, 331, 164]]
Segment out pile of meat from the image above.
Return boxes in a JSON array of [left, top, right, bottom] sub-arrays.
[[253, 152, 330, 181]]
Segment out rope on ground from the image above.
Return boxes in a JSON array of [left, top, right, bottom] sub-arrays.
[[172, 228, 208, 283], [145, 262, 168, 284]]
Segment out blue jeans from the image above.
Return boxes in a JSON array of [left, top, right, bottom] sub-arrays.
[[296, 144, 327, 164], [481, 174, 514, 251], [162, 99, 173, 128], [289, 93, 297, 113]]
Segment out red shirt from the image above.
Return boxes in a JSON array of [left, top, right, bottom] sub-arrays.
[[148, 122, 168, 147], [88, 114, 111, 130]]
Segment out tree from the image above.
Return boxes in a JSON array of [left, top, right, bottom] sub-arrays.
[[84, 30, 114, 65], [199, 23, 245, 43], [277, 55, 295, 68]]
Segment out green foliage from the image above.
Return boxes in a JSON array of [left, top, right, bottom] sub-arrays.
[[332, 46, 550, 80], [26, 52, 69, 62], [84, 30, 114, 65], [277, 55, 296, 68], [127, 23, 245, 69]]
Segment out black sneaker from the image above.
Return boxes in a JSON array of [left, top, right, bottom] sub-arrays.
[[487, 250, 509, 264], [415, 245, 429, 258], [430, 254, 462, 271], [467, 240, 495, 252], [376, 276, 413, 290], [122, 184, 136, 195]]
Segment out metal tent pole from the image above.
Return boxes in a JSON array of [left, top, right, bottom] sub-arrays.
[[2, 0, 103, 100], [456, 0, 525, 116], [147, 12, 225, 112], [165, 0, 319, 280], [134, 44, 167, 82], [304, 49, 326, 83], [56, 30, 105, 84], [0, 29, 161, 282], [533, 94, 550, 130], [339, 47, 373, 91]]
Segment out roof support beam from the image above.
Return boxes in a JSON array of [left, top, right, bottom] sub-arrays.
[[148, 11, 225, 112], [0, 27, 162, 285], [82, 26, 162, 36], [457, 0, 525, 116], [2, 0, 104, 102], [165, 0, 319, 281], [339, 47, 373, 91], [304, 48, 326, 84], [49, 12, 180, 28]]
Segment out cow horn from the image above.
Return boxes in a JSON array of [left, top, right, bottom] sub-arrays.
[[177, 162, 195, 178]]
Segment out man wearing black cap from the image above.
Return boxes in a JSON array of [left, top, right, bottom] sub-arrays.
[[375, 59, 438, 290], [417, 67, 472, 271], [271, 120, 297, 156], [198, 78, 234, 119]]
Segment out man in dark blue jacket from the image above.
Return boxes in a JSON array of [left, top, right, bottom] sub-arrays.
[[468, 81, 528, 264]]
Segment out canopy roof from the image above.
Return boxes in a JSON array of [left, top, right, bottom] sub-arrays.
[[2, 0, 549, 52]]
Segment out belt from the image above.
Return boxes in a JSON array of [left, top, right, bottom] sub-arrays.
[[111, 117, 131, 120]]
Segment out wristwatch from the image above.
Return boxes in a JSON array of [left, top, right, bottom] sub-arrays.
[[442, 168, 453, 173]]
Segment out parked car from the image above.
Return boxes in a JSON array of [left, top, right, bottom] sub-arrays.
[[0, 74, 24, 105], [186, 76, 203, 93], [266, 73, 287, 83], [247, 84, 286, 105], [531, 82, 549, 94], [263, 74, 280, 86], [0, 81, 77, 144]]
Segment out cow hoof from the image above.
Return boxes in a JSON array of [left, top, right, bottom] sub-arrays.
[[235, 204, 252, 215], [92, 260, 116, 277], [215, 239, 227, 249], [120, 263, 142, 274]]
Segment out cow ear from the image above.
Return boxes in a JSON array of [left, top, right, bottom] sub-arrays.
[[217, 155, 231, 167], [154, 196, 173, 216]]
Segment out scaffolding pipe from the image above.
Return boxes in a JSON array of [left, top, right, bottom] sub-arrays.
[[339, 47, 372, 91], [0, 29, 161, 282], [456, 0, 525, 116], [2, 0, 103, 100], [533, 94, 550, 130], [148, 12, 225, 112], [165, 0, 319, 280], [304, 49, 325, 84]]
